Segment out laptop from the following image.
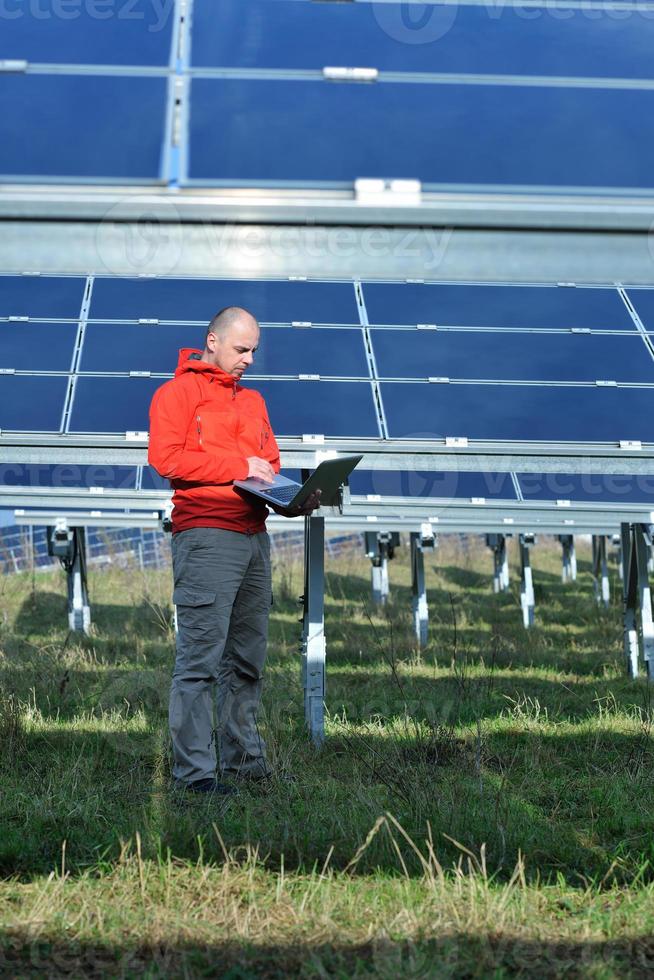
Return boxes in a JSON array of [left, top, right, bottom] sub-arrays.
[[234, 455, 363, 510]]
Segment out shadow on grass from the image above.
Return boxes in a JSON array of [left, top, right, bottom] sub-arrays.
[[2, 932, 654, 978]]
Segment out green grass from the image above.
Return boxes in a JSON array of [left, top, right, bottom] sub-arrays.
[[1, 534, 654, 977]]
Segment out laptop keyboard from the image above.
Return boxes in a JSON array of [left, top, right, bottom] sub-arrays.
[[261, 484, 299, 504]]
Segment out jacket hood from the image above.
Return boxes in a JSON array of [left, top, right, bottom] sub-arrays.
[[175, 348, 238, 387]]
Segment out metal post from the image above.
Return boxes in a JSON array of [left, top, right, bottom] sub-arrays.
[[591, 535, 610, 608], [410, 531, 429, 646], [635, 526, 654, 681], [47, 523, 91, 633], [365, 531, 391, 606], [559, 534, 577, 583], [519, 534, 535, 628], [302, 515, 326, 745], [486, 534, 509, 593], [621, 522, 640, 679]]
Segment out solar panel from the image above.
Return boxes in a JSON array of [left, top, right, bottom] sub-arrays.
[[0, 75, 168, 181], [89, 278, 359, 324], [186, 78, 654, 191], [254, 380, 380, 438], [361, 283, 637, 331], [1, 322, 78, 372], [79, 324, 369, 376], [0, 276, 86, 318], [371, 331, 654, 383], [0, 464, 138, 490], [0, 376, 68, 431], [380, 382, 654, 443], [0, 0, 174, 66], [626, 289, 654, 333], [68, 376, 163, 434], [518, 472, 654, 504], [349, 469, 518, 501], [191, 0, 654, 79]]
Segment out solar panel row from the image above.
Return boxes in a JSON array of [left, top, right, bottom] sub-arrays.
[[2, 275, 654, 441], [2, 276, 653, 330], [3, 463, 654, 507], [2, 0, 654, 192]]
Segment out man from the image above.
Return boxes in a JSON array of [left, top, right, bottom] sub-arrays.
[[149, 306, 320, 795]]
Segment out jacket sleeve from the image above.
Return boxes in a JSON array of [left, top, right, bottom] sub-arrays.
[[148, 379, 249, 484]]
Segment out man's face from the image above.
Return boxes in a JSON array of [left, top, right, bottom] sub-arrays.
[[206, 319, 260, 378]]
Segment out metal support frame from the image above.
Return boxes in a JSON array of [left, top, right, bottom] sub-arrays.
[[519, 533, 536, 628], [486, 533, 510, 593], [47, 524, 90, 633], [410, 529, 434, 647], [365, 531, 399, 606], [559, 534, 577, 583], [592, 535, 610, 608], [301, 515, 326, 745], [620, 522, 654, 681]]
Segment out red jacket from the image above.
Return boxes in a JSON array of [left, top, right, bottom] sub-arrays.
[[148, 348, 280, 534]]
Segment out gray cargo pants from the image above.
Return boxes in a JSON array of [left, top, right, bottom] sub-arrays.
[[170, 526, 272, 785]]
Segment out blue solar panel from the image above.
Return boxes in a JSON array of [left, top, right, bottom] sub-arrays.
[[79, 324, 369, 377], [89, 278, 358, 323], [254, 380, 380, 437], [371, 332, 654, 383], [626, 289, 654, 333], [0, 276, 85, 318], [0, 464, 137, 490], [519, 472, 654, 505], [69, 377, 379, 437], [141, 466, 171, 491], [0, 376, 67, 431], [251, 328, 368, 377], [381, 383, 654, 443], [187, 79, 654, 190], [1, 322, 77, 372], [80, 323, 201, 374], [362, 283, 636, 331], [69, 377, 162, 433], [349, 469, 517, 500], [191, 0, 654, 79], [0, 76, 167, 181], [0, 1, 174, 66]]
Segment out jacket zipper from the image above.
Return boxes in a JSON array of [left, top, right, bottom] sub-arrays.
[[196, 415, 202, 445]]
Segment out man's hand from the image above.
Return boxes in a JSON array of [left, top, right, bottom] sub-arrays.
[[272, 489, 322, 518], [246, 456, 276, 483]]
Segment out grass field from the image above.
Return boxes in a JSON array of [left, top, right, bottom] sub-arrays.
[[1, 533, 654, 978]]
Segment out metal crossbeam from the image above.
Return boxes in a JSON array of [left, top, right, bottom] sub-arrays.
[[4, 434, 654, 475]]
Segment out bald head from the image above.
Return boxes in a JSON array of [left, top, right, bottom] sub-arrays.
[[206, 305, 258, 341], [202, 306, 260, 378]]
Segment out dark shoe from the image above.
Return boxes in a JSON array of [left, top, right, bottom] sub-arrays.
[[185, 777, 237, 796]]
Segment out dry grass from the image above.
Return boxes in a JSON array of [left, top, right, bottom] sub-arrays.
[[1, 533, 654, 977]]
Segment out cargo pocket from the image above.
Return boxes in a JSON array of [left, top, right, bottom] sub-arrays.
[[173, 588, 217, 641], [173, 588, 216, 608]]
